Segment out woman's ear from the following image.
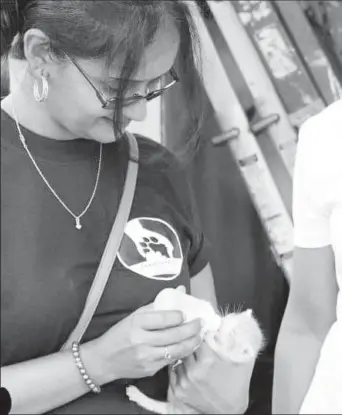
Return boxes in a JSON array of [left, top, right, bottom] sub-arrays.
[[244, 309, 253, 318], [23, 28, 53, 78]]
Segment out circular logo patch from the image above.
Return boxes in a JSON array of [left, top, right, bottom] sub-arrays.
[[117, 217, 183, 280]]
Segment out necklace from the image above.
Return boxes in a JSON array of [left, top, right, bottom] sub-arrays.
[[11, 98, 103, 230]]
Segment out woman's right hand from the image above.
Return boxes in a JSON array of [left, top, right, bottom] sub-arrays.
[[89, 303, 203, 383]]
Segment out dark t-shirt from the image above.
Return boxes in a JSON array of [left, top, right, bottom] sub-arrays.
[[0, 109, 209, 413]]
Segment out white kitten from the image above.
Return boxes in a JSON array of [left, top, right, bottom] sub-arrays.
[[126, 287, 265, 414]]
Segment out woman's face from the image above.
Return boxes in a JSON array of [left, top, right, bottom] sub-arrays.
[[42, 18, 180, 143]]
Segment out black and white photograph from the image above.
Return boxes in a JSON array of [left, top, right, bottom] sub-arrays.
[[1, 1, 341, 414]]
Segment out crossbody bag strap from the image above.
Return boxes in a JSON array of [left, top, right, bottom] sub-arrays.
[[61, 132, 139, 350]]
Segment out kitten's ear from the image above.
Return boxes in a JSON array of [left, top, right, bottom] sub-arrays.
[[245, 309, 253, 317], [176, 285, 186, 294]]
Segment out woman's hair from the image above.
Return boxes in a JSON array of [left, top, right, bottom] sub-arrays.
[[1, 55, 10, 97], [0, 0, 204, 158]]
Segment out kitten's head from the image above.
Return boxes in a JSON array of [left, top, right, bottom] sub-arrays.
[[215, 309, 265, 364]]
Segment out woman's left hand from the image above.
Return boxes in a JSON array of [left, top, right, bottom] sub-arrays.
[[170, 341, 255, 414]]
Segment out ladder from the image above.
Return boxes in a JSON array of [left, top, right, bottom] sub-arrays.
[[207, 0, 298, 178], [187, 1, 294, 283], [231, 0, 333, 127], [273, 0, 342, 104]]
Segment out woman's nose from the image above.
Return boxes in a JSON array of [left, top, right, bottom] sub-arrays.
[[123, 97, 148, 122]]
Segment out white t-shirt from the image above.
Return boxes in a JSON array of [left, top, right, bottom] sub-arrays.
[[292, 99, 342, 414]]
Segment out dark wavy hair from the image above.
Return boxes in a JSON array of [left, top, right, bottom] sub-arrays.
[[0, 0, 204, 156]]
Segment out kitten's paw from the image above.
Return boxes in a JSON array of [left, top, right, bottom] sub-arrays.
[[126, 385, 141, 403]]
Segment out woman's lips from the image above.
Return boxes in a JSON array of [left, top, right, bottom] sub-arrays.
[[104, 117, 130, 128]]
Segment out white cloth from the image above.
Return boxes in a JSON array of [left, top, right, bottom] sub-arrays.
[[292, 100, 342, 414]]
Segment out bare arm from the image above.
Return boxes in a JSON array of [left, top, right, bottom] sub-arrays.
[[1, 339, 110, 414], [272, 246, 337, 414], [190, 263, 218, 312], [2, 303, 203, 414]]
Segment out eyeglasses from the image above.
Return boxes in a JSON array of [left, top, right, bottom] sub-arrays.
[[66, 53, 180, 109]]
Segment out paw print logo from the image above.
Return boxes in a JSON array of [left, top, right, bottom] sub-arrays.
[[139, 237, 169, 261], [137, 230, 174, 262], [117, 217, 183, 280]]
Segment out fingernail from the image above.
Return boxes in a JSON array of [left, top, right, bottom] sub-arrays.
[[200, 327, 206, 339], [172, 359, 183, 370]]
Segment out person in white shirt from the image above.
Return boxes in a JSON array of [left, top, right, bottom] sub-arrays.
[[272, 99, 342, 414]]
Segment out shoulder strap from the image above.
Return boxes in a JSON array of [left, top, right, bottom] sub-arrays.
[[61, 132, 139, 350]]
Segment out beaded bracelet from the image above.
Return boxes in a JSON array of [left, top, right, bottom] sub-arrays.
[[72, 341, 101, 394]]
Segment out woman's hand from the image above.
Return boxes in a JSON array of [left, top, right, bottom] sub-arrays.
[[89, 303, 203, 384], [170, 341, 255, 414]]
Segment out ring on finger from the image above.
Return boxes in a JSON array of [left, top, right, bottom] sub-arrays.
[[164, 347, 173, 362]]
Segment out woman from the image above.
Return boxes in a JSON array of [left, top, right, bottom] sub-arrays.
[[273, 99, 342, 413], [1, 1, 252, 414]]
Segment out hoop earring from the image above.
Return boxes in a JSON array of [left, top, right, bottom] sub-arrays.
[[33, 74, 49, 102]]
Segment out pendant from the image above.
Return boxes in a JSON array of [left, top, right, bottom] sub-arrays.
[[75, 217, 82, 230]]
